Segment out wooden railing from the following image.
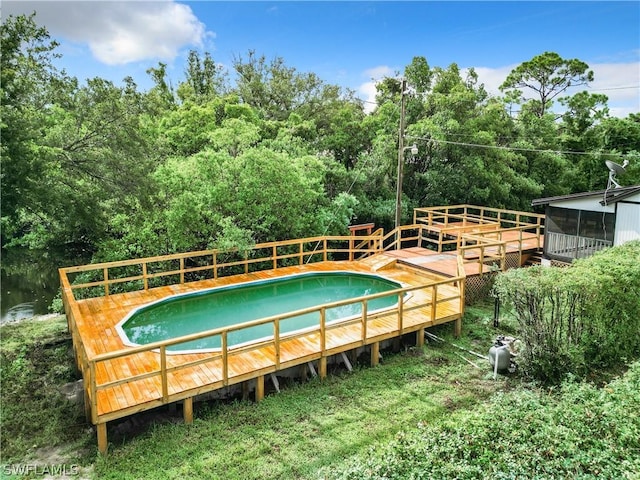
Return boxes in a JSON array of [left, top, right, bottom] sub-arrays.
[[60, 232, 385, 302], [545, 232, 611, 260], [61, 266, 463, 424], [412, 205, 544, 266], [457, 234, 506, 272], [380, 224, 506, 277], [413, 204, 545, 231]]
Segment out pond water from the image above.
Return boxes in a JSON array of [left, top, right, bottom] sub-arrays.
[[0, 249, 86, 324]]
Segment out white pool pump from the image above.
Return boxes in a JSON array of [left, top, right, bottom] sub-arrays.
[[488, 335, 517, 379]]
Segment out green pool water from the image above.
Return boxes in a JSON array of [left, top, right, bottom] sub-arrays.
[[117, 272, 402, 353]]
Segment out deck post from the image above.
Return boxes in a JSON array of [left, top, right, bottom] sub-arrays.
[[255, 376, 265, 402], [416, 328, 425, 347], [103, 268, 109, 297], [97, 423, 108, 454], [242, 381, 250, 401], [431, 285, 438, 322], [319, 357, 327, 379], [142, 262, 149, 290], [183, 397, 193, 424], [370, 342, 380, 366], [83, 387, 91, 422], [299, 364, 308, 381], [454, 317, 462, 337]]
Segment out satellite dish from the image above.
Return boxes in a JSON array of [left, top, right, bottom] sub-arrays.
[[605, 159, 628, 189]]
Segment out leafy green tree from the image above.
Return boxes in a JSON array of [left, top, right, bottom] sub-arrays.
[[232, 50, 354, 128], [145, 62, 176, 114], [1, 13, 65, 243], [208, 116, 261, 158], [320, 104, 371, 169], [177, 50, 228, 103], [155, 96, 241, 156], [262, 113, 317, 157], [558, 91, 611, 192], [403, 63, 541, 209], [1, 14, 153, 251]]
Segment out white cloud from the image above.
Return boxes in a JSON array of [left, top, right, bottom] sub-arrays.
[[358, 65, 395, 113], [590, 62, 640, 103], [3, 1, 209, 66], [364, 65, 395, 79], [469, 65, 517, 97]]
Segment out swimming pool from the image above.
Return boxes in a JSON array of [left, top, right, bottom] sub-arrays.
[[116, 272, 405, 353]]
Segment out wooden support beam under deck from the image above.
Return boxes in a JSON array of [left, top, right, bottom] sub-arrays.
[[242, 381, 250, 401], [97, 423, 107, 454], [319, 357, 327, 379], [370, 342, 380, 367], [255, 375, 265, 402], [183, 397, 193, 424]]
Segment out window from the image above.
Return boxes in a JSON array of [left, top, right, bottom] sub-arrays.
[[544, 206, 616, 261], [578, 210, 615, 242], [546, 207, 578, 236]]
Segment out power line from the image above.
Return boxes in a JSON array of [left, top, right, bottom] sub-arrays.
[[406, 135, 640, 159], [586, 85, 640, 92]]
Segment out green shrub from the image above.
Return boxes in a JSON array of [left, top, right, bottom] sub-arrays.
[[493, 241, 640, 383]]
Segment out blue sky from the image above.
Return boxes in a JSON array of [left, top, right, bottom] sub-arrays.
[[4, 1, 640, 116]]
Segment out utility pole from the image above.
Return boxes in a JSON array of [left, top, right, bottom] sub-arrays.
[[394, 78, 407, 247]]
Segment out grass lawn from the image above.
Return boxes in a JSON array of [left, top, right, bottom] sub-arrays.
[[2, 304, 636, 479]]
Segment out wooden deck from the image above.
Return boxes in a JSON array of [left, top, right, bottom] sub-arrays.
[[65, 259, 463, 452], [377, 230, 543, 277], [61, 204, 545, 453]]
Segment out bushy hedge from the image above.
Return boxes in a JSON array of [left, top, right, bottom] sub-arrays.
[[322, 362, 640, 479], [493, 241, 640, 383]]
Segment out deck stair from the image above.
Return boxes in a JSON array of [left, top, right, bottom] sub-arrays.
[[357, 253, 397, 271], [523, 249, 544, 267]]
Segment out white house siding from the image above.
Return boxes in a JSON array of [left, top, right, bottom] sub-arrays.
[[614, 202, 640, 245]]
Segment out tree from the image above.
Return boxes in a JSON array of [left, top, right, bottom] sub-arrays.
[[557, 91, 611, 192], [1, 14, 64, 238], [232, 50, 351, 126], [177, 50, 228, 103], [320, 104, 370, 170], [500, 51, 594, 118], [145, 62, 176, 113], [1, 14, 154, 250]]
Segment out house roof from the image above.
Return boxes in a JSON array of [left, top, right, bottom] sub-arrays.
[[532, 185, 640, 207]]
